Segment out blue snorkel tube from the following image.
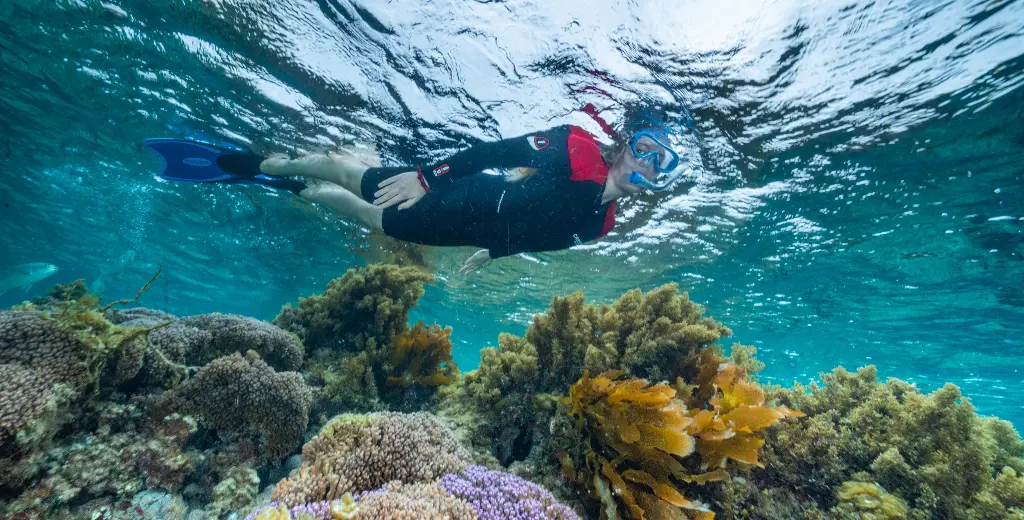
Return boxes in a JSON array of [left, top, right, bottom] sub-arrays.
[[626, 129, 690, 191]]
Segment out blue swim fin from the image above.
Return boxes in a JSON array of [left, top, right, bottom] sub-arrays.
[[142, 138, 306, 195]]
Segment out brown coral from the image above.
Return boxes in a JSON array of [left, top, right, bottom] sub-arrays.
[[272, 412, 473, 506], [0, 311, 86, 443], [152, 351, 313, 461]]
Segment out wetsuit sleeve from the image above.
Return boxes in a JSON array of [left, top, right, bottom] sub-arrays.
[[420, 126, 571, 191]]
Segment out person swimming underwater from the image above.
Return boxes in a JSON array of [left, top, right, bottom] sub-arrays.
[[143, 123, 688, 273]]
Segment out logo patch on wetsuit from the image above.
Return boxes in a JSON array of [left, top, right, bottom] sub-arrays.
[[528, 136, 549, 151], [433, 164, 451, 176]]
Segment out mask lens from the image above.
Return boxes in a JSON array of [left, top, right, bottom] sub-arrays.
[[632, 134, 677, 172]]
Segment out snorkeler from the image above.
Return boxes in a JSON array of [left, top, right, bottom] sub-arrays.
[[143, 124, 687, 273]]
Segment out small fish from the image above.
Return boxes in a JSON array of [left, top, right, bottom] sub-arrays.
[[0, 262, 59, 296]]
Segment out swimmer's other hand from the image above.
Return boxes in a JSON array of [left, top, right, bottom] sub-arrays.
[[459, 249, 491, 274], [375, 170, 426, 210]]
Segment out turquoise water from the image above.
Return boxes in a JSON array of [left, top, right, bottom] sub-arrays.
[[1, 0, 1022, 434]]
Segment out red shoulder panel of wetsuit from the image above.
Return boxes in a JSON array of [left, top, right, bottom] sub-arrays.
[[567, 126, 609, 184], [566, 125, 617, 238], [599, 202, 616, 237]]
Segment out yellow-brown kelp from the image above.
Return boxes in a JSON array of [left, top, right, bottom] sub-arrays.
[[557, 350, 801, 520], [716, 366, 1024, 520], [386, 321, 459, 388]]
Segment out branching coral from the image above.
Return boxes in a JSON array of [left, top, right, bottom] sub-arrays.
[[152, 351, 314, 461], [177, 313, 304, 371], [439, 465, 580, 520], [272, 412, 473, 506], [273, 264, 435, 353], [251, 481, 477, 520]]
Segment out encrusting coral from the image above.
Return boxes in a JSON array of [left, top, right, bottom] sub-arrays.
[[272, 411, 473, 506], [208, 464, 261, 519], [152, 351, 314, 462]]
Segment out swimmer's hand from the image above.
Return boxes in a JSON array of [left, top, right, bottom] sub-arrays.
[[459, 249, 490, 274], [375, 171, 426, 210]]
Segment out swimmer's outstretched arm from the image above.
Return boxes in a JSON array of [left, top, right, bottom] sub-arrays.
[[418, 128, 561, 190]]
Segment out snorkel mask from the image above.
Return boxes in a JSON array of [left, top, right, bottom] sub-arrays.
[[627, 129, 689, 191]]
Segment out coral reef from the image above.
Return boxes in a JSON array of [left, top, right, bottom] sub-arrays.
[[276, 265, 452, 413], [441, 283, 734, 465], [208, 464, 261, 519], [832, 481, 908, 520], [439, 465, 580, 520], [0, 311, 87, 444], [272, 412, 473, 506], [273, 264, 434, 353], [715, 366, 1024, 520], [152, 351, 314, 461], [251, 466, 582, 520]]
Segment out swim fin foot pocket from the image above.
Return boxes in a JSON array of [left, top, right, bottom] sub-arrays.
[[142, 138, 306, 195]]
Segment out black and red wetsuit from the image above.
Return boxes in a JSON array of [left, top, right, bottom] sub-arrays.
[[359, 125, 616, 258]]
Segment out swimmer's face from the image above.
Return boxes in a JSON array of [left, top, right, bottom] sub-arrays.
[[610, 148, 646, 194]]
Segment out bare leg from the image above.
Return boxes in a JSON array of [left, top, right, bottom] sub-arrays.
[[299, 183, 384, 230], [261, 153, 368, 199]]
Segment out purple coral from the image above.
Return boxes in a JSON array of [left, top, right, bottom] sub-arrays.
[[439, 466, 580, 520]]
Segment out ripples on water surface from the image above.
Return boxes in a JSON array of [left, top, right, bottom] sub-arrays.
[[1, 0, 1022, 425]]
